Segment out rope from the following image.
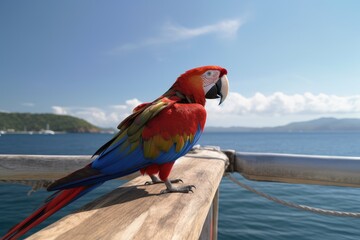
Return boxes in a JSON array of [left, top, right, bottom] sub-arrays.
[[227, 174, 360, 218], [0, 180, 53, 195]]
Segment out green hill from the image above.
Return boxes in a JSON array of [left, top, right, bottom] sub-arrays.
[[0, 112, 102, 133]]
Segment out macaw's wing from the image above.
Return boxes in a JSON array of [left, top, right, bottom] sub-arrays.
[[48, 99, 206, 191], [141, 102, 207, 163], [92, 100, 207, 171], [91, 102, 153, 157]]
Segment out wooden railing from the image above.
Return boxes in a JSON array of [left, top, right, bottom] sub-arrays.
[[2, 148, 360, 239], [0, 148, 229, 240]]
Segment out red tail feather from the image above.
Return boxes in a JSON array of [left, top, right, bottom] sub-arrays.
[[2, 186, 88, 240]]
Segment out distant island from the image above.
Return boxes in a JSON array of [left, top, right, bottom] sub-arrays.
[[2, 113, 360, 134], [205, 117, 360, 133], [0, 112, 110, 133]]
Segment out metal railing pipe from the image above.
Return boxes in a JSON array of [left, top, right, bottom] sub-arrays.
[[234, 152, 360, 187]]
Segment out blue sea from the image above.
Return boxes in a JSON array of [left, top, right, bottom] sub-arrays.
[[1, 132, 360, 239]]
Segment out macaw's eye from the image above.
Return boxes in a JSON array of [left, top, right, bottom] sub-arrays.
[[206, 71, 212, 77]]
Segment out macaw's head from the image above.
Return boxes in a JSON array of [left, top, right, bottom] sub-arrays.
[[169, 66, 229, 106]]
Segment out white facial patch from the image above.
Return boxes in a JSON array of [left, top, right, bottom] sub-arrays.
[[202, 70, 221, 94]]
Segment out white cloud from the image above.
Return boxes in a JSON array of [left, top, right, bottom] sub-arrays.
[[163, 19, 242, 40], [52, 93, 360, 128], [110, 19, 243, 53], [204, 92, 360, 127], [206, 92, 360, 116], [21, 102, 35, 107], [52, 106, 68, 115], [52, 99, 142, 128]]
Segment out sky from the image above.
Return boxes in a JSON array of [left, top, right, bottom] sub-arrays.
[[1, 0, 360, 128]]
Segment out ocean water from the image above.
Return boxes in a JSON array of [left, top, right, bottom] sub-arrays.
[[1, 132, 360, 239]]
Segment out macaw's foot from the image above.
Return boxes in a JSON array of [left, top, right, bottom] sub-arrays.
[[144, 175, 183, 185], [160, 179, 196, 194], [160, 185, 196, 194]]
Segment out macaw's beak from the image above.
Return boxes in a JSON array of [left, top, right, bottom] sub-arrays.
[[205, 74, 229, 105]]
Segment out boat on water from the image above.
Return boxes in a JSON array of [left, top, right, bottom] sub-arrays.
[[38, 129, 55, 135], [38, 124, 55, 135]]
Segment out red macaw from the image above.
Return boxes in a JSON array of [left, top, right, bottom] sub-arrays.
[[2, 65, 229, 239]]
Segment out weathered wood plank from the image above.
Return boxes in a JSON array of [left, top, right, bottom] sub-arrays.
[[0, 155, 140, 188], [27, 149, 228, 240], [0, 155, 93, 180]]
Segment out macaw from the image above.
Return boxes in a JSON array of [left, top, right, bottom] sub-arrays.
[[2, 65, 229, 240]]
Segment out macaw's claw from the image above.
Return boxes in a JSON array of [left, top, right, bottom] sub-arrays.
[[160, 185, 196, 194], [144, 175, 183, 185], [144, 181, 154, 185], [169, 178, 183, 184], [145, 181, 163, 185]]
